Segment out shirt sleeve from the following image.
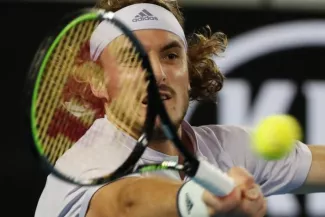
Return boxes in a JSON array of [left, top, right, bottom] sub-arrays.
[[34, 118, 144, 217], [34, 174, 104, 217], [252, 140, 312, 196], [35, 173, 143, 217], [208, 125, 313, 196]]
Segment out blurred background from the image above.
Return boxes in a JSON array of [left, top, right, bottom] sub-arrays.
[[1, 0, 325, 216]]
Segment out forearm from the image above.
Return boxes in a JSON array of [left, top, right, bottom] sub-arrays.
[[122, 176, 182, 217], [86, 176, 182, 217], [292, 145, 325, 194]]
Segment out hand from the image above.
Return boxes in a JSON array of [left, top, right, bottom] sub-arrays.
[[202, 167, 267, 217], [202, 186, 241, 216], [228, 167, 267, 217]]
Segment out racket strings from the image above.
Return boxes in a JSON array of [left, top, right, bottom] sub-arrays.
[[104, 37, 147, 141], [49, 22, 88, 162], [72, 36, 148, 175], [40, 36, 69, 163], [57, 20, 101, 158], [121, 57, 147, 133], [53, 21, 99, 163], [36, 19, 148, 168], [36, 21, 99, 164]]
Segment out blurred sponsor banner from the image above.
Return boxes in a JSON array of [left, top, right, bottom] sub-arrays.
[[185, 17, 325, 217]]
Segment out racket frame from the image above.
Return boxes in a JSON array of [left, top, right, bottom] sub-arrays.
[[27, 8, 201, 186]]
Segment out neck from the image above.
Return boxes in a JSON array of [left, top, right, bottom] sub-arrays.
[[149, 141, 179, 156], [148, 126, 183, 156]]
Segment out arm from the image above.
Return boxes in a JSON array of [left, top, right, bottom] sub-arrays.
[[292, 145, 325, 194], [85, 170, 264, 217], [86, 176, 181, 217], [209, 125, 313, 196]]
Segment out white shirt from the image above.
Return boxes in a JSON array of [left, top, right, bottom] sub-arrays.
[[35, 117, 312, 217]]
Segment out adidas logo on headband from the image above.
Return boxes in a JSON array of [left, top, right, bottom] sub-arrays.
[[132, 9, 158, 22]]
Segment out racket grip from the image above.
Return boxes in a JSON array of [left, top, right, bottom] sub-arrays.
[[192, 159, 235, 196]]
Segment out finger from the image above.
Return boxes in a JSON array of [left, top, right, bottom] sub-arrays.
[[229, 194, 266, 217], [227, 167, 255, 188], [255, 199, 268, 217], [244, 185, 262, 200], [207, 206, 215, 216], [218, 187, 242, 213], [241, 201, 257, 216], [202, 190, 223, 211], [203, 187, 241, 215], [241, 197, 265, 217]]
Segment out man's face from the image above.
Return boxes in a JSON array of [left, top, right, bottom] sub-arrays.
[[97, 29, 190, 138]]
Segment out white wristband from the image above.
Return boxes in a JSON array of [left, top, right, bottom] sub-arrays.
[[177, 180, 209, 217]]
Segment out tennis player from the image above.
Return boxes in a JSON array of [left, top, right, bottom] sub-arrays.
[[35, 0, 325, 217]]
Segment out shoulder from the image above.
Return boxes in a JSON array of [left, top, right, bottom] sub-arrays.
[[195, 124, 252, 136], [188, 123, 259, 169], [35, 174, 102, 217], [184, 122, 255, 166], [55, 117, 132, 178], [35, 118, 136, 217], [192, 124, 253, 148]]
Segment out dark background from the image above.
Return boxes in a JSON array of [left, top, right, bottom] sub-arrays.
[[1, 1, 325, 216]]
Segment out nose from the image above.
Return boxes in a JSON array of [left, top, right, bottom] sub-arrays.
[[149, 53, 166, 84]]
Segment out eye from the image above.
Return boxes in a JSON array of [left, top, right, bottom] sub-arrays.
[[166, 53, 179, 60]]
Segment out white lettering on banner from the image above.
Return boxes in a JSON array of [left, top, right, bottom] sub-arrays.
[[218, 79, 296, 126], [306, 193, 325, 216], [303, 81, 325, 144], [217, 79, 325, 216], [216, 79, 249, 124], [303, 81, 325, 216], [214, 20, 325, 76], [184, 20, 325, 216], [266, 194, 301, 216]]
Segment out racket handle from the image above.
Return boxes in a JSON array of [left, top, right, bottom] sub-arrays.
[[192, 159, 235, 196]]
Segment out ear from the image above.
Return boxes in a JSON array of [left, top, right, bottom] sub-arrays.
[[90, 80, 109, 101]]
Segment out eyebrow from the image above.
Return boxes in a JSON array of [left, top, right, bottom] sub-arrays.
[[160, 40, 183, 52]]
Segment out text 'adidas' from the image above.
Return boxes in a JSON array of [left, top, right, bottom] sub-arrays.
[[132, 9, 158, 22]]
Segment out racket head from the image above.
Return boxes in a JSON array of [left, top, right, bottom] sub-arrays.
[[26, 8, 157, 185]]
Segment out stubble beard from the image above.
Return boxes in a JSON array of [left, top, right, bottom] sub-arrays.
[[151, 99, 189, 142]]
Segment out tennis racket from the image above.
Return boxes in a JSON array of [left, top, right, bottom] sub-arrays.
[[26, 8, 234, 197]]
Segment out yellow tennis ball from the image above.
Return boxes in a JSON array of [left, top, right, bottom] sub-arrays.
[[251, 115, 302, 160]]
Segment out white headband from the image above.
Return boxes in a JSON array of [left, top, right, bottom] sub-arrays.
[[90, 3, 187, 61]]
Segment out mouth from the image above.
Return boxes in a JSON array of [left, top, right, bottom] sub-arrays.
[[142, 91, 172, 105]]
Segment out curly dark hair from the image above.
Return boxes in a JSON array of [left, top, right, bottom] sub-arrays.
[[96, 0, 227, 101]]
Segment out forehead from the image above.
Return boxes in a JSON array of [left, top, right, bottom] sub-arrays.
[[133, 29, 185, 51]]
